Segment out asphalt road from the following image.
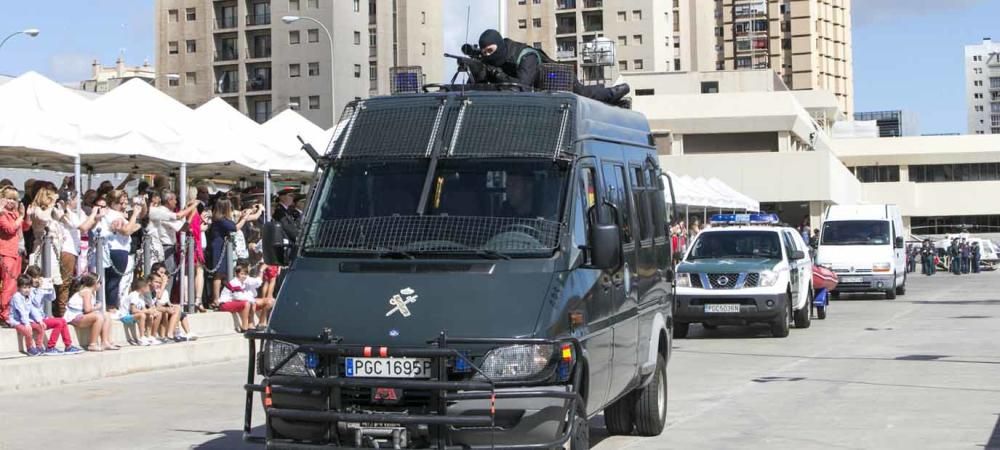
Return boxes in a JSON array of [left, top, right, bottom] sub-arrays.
[[1, 271, 999, 450]]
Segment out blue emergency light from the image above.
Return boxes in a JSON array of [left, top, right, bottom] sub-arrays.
[[710, 213, 780, 225]]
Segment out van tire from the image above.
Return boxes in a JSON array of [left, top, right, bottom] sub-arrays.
[[603, 393, 635, 435], [771, 294, 791, 338], [673, 323, 689, 339], [634, 355, 668, 436], [569, 405, 590, 449], [885, 288, 896, 300], [794, 290, 812, 329], [895, 279, 906, 296]]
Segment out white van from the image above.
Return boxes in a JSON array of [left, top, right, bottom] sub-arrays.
[[816, 204, 906, 299]]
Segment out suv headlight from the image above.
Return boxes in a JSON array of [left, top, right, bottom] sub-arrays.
[[759, 270, 780, 287], [260, 340, 315, 377], [873, 262, 891, 273], [676, 273, 691, 287], [475, 344, 555, 381]]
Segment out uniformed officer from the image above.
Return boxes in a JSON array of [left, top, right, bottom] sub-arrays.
[[960, 239, 972, 274], [474, 29, 631, 105], [972, 242, 981, 274], [950, 239, 961, 275]]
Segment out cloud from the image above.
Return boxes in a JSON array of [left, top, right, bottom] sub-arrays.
[[48, 52, 95, 83], [440, 0, 499, 82], [853, 0, 987, 27]]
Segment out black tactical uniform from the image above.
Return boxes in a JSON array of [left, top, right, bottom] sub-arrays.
[[475, 29, 630, 105]]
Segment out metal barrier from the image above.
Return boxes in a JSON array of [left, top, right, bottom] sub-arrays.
[[186, 235, 196, 314], [141, 229, 155, 276], [40, 233, 55, 317], [91, 234, 107, 313]]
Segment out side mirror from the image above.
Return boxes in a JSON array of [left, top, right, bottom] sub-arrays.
[[590, 222, 622, 270], [791, 250, 806, 261], [894, 237, 905, 249], [262, 221, 290, 267]]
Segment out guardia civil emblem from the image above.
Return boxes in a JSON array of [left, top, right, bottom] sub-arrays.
[[386, 287, 418, 318]]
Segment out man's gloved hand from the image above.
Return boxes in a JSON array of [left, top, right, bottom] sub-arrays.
[[464, 59, 488, 83]]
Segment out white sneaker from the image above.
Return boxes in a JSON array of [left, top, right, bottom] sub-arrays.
[[150, 338, 163, 346], [140, 337, 152, 346], [185, 332, 199, 341]]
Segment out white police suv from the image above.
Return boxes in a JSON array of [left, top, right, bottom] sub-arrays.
[[674, 214, 814, 338]]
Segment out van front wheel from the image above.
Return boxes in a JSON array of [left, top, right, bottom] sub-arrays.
[[634, 355, 668, 436], [569, 405, 590, 449]]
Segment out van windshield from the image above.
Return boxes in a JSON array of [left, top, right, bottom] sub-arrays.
[[302, 159, 568, 257], [821, 221, 890, 246], [687, 231, 782, 260]]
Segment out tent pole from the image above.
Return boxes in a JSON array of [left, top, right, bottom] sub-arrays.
[[178, 163, 189, 311], [264, 171, 272, 223], [74, 156, 82, 214]]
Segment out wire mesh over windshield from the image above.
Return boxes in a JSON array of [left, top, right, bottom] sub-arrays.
[[446, 98, 574, 159], [332, 97, 446, 159], [302, 216, 562, 254]]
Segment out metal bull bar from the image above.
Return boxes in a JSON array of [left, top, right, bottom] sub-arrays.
[[242, 331, 585, 449]]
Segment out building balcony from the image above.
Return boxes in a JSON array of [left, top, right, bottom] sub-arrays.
[[250, 111, 271, 123], [215, 16, 238, 30], [246, 46, 272, 59], [214, 49, 238, 62], [246, 78, 271, 92], [557, 49, 577, 59], [557, 0, 576, 9], [582, 0, 603, 8], [556, 23, 577, 35], [246, 13, 271, 26], [216, 79, 239, 94]]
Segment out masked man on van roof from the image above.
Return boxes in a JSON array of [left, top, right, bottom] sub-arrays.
[[476, 29, 631, 105]]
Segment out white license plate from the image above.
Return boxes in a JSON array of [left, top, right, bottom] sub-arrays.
[[704, 304, 740, 313], [345, 357, 433, 378], [841, 276, 864, 283]]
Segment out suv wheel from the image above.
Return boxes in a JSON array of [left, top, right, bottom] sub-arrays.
[[794, 289, 812, 329], [634, 354, 668, 436], [672, 323, 689, 339], [569, 405, 590, 449], [603, 393, 635, 435], [895, 275, 906, 296], [770, 293, 791, 338]]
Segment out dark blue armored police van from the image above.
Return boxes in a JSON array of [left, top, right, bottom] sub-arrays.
[[244, 88, 679, 449]]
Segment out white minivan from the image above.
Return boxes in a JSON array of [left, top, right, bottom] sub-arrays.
[[815, 204, 906, 299]]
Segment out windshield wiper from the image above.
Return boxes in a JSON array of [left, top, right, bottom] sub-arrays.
[[375, 250, 416, 259], [474, 249, 512, 260]]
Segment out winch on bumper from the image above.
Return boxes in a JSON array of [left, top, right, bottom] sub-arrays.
[[242, 330, 584, 449]]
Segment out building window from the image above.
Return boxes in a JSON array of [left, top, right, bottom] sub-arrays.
[[975, 67, 983, 74], [617, 11, 627, 21], [533, 0, 541, 3], [633, 59, 643, 70], [701, 81, 719, 94], [289, 30, 300, 44], [518, 0, 526, 4], [353, 0, 360, 12], [167, 75, 179, 87], [912, 215, 1000, 235], [369, 61, 377, 81], [532, 42, 541, 49], [422, 42, 427, 55], [675, 59, 681, 71], [532, 17, 541, 28], [974, 80, 983, 87], [633, 34, 642, 45], [736, 56, 752, 68], [518, 19, 527, 29], [309, 95, 320, 110], [167, 9, 178, 22], [168, 41, 178, 55], [635, 89, 655, 96], [976, 105, 984, 112], [632, 10, 642, 20], [782, 38, 791, 49], [289, 0, 299, 10], [910, 163, 1000, 183], [289, 63, 301, 77], [308, 0, 318, 7], [991, 103, 1000, 113], [354, 64, 361, 78], [975, 93, 984, 99], [289, 96, 300, 110], [308, 29, 319, 43], [618, 35, 627, 46], [618, 60, 627, 71], [186, 40, 196, 53], [308, 62, 319, 76], [185, 72, 197, 85], [421, 11, 426, 24], [354, 31, 361, 45], [853, 165, 900, 183], [185, 7, 196, 21]]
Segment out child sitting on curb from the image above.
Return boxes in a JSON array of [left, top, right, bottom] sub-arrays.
[[123, 278, 161, 346], [218, 263, 256, 332], [25, 266, 82, 355], [7, 275, 46, 356]]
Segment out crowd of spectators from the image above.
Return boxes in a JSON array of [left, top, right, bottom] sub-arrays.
[[0, 175, 303, 356]]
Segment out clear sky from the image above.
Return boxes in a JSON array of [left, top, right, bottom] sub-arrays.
[[1, 0, 997, 135]]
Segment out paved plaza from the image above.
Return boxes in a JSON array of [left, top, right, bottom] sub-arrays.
[[0, 271, 998, 450]]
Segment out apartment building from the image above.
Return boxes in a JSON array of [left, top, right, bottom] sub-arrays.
[[506, 0, 852, 114], [965, 37, 1000, 135], [854, 110, 919, 138], [80, 57, 156, 93], [155, 0, 442, 128]]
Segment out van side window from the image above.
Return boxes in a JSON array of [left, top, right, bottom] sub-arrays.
[[647, 168, 666, 238], [602, 162, 633, 243], [781, 231, 796, 259], [573, 166, 597, 250], [631, 166, 653, 242]]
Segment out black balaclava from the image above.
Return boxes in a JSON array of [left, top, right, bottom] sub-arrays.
[[479, 29, 507, 66]]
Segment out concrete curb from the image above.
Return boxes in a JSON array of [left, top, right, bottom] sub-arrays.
[[0, 333, 248, 393]]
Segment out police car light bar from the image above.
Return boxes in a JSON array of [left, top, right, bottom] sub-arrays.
[[710, 213, 780, 225]]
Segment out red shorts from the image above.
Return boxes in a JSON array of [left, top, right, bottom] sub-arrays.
[[263, 265, 280, 281], [219, 300, 248, 313]]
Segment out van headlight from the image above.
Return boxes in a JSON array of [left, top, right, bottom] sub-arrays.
[[873, 263, 891, 273], [759, 270, 780, 287], [260, 340, 315, 377], [475, 344, 554, 381], [676, 273, 691, 287]]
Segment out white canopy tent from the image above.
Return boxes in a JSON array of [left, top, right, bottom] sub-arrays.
[[262, 109, 334, 160], [0, 71, 88, 171], [664, 171, 760, 226]]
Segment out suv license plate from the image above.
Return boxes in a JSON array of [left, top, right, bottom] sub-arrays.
[[345, 357, 433, 378], [705, 304, 740, 313], [841, 276, 863, 283]]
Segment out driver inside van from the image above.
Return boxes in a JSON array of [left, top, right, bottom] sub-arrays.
[[500, 173, 535, 218]]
